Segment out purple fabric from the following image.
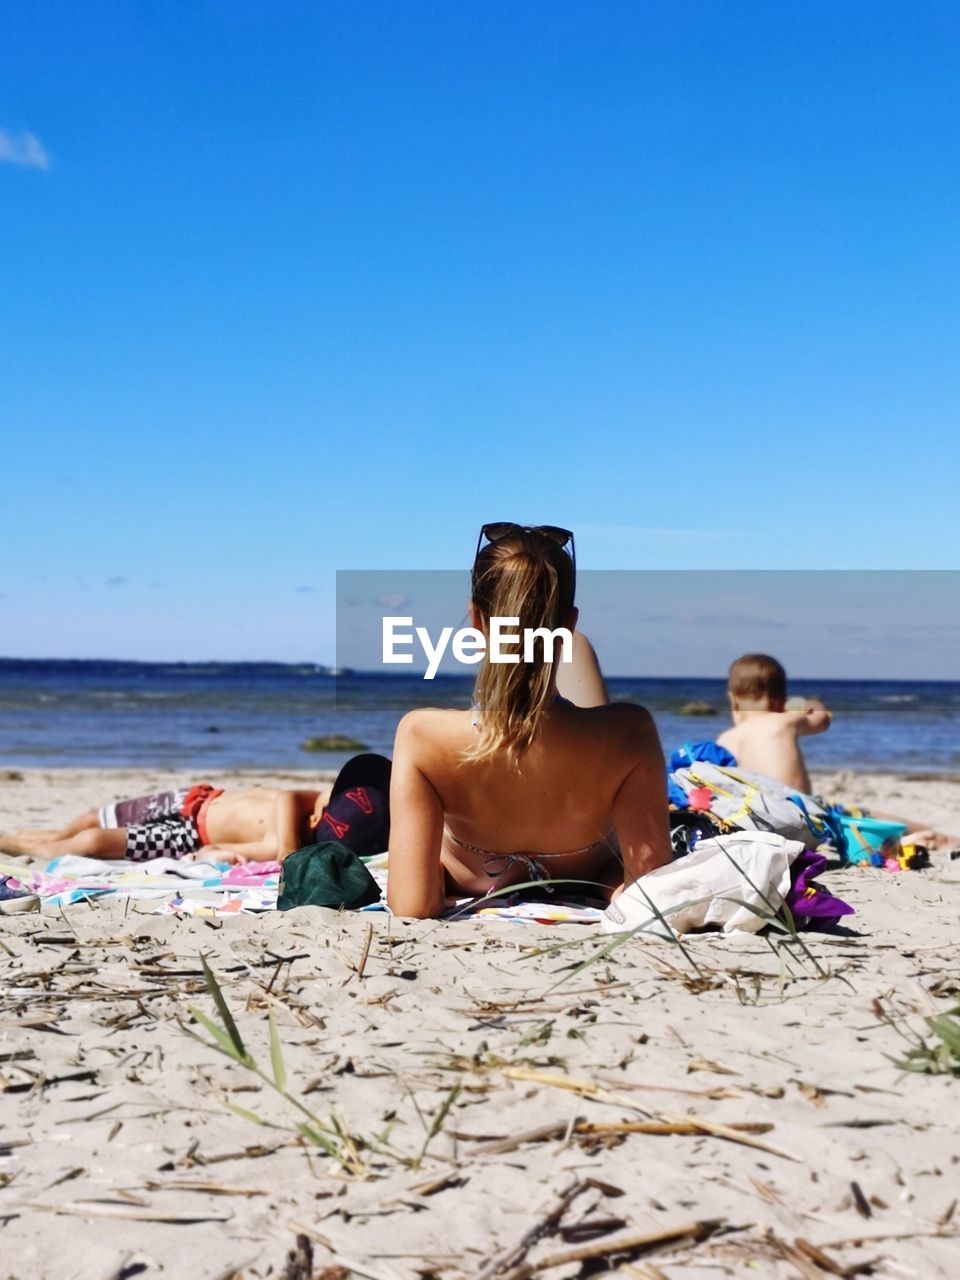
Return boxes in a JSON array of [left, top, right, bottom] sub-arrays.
[[786, 851, 855, 929]]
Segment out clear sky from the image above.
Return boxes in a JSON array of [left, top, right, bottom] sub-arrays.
[[3, 2, 959, 664]]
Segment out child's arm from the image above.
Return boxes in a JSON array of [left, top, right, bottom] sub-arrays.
[[786, 698, 832, 737], [198, 839, 277, 865]]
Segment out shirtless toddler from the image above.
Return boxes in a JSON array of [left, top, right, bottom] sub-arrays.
[[716, 653, 829, 792], [714, 653, 954, 849]]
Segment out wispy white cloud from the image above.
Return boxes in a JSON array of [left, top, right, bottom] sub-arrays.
[[0, 129, 50, 171]]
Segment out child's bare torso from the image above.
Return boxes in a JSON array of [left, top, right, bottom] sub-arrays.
[[203, 789, 281, 845], [717, 713, 812, 792]]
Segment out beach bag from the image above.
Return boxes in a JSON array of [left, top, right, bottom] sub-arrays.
[[670, 761, 834, 847], [278, 841, 382, 911], [602, 831, 804, 937], [667, 740, 737, 807]]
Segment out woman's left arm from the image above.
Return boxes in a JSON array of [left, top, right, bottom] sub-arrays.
[[611, 706, 671, 887], [386, 711, 447, 918]]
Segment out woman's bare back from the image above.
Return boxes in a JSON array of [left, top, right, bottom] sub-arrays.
[[388, 699, 669, 913]]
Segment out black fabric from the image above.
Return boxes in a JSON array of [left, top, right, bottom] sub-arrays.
[[315, 753, 392, 857], [330, 752, 392, 800], [669, 808, 725, 860]]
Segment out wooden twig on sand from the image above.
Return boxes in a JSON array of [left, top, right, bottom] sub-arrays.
[[497, 1219, 725, 1280], [470, 1118, 774, 1157], [477, 1181, 591, 1280], [14, 1200, 232, 1223], [500, 1067, 798, 1161], [356, 921, 373, 979], [285, 1221, 397, 1280]]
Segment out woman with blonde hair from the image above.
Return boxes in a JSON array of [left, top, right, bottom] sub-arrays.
[[387, 523, 670, 918]]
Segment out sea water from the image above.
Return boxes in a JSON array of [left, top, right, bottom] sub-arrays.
[[1, 659, 958, 776]]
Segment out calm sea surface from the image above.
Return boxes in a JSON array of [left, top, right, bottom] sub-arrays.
[[1, 659, 958, 776]]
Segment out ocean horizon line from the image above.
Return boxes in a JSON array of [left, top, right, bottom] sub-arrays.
[[1, 656, 958, 685]]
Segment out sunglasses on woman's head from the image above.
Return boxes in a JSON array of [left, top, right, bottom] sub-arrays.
[[475, 523, 576, 578]]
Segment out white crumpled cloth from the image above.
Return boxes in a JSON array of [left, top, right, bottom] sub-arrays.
[[602, 831, 805, 937]]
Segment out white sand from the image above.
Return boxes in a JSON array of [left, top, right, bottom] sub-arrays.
[[1, 768, 959, 1280]]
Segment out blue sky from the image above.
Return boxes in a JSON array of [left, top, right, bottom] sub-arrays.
[[3, 2, 959, 664]]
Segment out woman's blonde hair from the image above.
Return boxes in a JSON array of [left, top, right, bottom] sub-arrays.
[[464, 527, 576, 766]]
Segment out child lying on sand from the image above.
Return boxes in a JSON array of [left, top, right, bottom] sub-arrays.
[[2, 785, 324, 864]]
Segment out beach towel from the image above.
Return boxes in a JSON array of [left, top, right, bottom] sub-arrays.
[[5, 839, 848, 931], [0, 852, 604, 923], [0, 855, 281, 917]]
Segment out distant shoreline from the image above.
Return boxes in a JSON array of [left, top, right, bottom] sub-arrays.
[[3, 764, 960, 786], [1, 655, 958, 683]]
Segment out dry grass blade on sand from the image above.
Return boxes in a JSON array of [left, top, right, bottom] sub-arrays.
[[496, 1220, 726, 1280], [501, 1066, 799, 1161]]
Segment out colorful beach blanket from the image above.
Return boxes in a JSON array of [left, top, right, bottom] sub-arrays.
[[0, 855, 281, 917], [364, 852, 605, 924], [0, 853, 605, 924]]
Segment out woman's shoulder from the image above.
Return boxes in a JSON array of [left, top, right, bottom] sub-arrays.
[[573, 699, 656, 731], [394, 706, 471, 755], [569, 700, 660, 759]]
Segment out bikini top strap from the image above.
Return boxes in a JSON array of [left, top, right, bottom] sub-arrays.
[[482, 852, 550, 885]]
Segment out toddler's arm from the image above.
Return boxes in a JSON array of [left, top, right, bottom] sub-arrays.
[[787, 697, 832, 737]]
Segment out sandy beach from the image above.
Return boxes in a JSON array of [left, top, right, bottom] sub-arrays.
[[9, 2, 960, 1277], [1, 768, 959, 1280]]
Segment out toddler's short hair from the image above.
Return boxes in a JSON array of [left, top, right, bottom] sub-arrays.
[[728, 653, 787, 704]]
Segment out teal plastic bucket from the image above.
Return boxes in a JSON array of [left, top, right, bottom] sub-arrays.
[[837, 814, 908, 865]]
